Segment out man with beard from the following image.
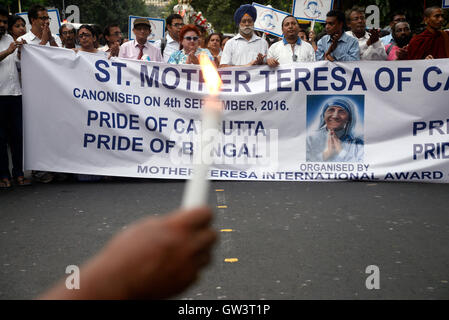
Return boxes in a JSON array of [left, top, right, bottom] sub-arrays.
[[345, 6, 387, 60], [316, 10, 360, 61], [406, 7, 449, 60], [386, 21, 412, 61], [220, 4, 268, 67]]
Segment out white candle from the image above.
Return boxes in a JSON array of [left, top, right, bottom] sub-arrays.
[[182, 53, 222, 209], [311, 19, 316, 31]]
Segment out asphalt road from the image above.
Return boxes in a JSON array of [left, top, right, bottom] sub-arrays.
[[1, 179, 448, 299]]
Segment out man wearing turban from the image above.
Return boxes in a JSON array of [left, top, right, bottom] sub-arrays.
[[220, 4, 268, 67], [306, 97, 364, 162]]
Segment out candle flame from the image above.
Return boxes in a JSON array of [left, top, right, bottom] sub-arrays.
[[199, 53, 222, 96]]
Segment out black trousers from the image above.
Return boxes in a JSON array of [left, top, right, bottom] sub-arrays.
[[0, 95, 24, 179]]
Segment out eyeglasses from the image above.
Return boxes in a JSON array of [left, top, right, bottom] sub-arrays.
[[172, 23, 184, 28], [351, 16, 365, 22], [61, 31, 75, 35], [292, 54, 298, 62], [78, 33, 92, 38], [184, 36, 199, 41], [38, 16, 51, 21]]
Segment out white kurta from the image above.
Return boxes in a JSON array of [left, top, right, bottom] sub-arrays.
[[346, 31, 387, 61]]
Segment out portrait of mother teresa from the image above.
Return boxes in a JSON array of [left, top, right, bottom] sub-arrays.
[[306, 97, 364, 162]]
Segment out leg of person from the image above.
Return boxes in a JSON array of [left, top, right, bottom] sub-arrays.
[[8, 97, 31, 186], [0, 97, 12, 188]]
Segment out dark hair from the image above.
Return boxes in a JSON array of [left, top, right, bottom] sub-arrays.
[[298, 29, 309, 41], [0, 6, 8, 17], [8, 15, 26, 31], [390, 11, 406, 22], [77, 24, 97, 38], [28, 4, 46, 24], [179, 24, 200, 49], [103, 23, 120, 37], [345, 6, 365, 23], [281, 15, 299, 28], [327, 10, 346, 29], [424, 6, 441, 18], [59, 23, 75, 35], [205, 32, 222, 47], [166, 13, 183, 27], [392, 21, 410, 34]]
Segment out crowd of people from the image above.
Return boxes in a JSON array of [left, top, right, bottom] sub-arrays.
[[1, 4, 449, 188]]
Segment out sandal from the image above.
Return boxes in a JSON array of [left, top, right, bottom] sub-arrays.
[[16, 176, 32, 186], [0, 178, 12, 188]]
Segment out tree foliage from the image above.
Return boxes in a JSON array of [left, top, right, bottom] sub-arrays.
[[3, 0, 446, 33]]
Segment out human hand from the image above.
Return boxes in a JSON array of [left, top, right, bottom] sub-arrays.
[[187, 52, 199, 64], [367, 28, 380, 46], [7, 41, 19, 54], [40, 24, 52, 45], [108, 40, 120, 59], [251, 53, 266, 65], [329, 32, 340, 52], [267, 57, 279, 68], [308, 30, 316, 43], [323, 130, 342, 161], [325, 53, 335, 61], [396, 45, 408, 60], [39, 207, 217, 300]]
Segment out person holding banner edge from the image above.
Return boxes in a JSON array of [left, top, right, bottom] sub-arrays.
[[0, 7, 30, 188]]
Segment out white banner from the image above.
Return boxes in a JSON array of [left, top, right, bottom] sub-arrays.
[[253, 3, 290, 38], [128, 16, 165, 43], [443, 0, 449, 9], [292, 0, 333, 23], [17, 9, 61, 36], [21, 45, 449, 182]]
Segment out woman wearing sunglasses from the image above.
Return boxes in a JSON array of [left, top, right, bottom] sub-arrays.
[[168, 24, 213, 65]]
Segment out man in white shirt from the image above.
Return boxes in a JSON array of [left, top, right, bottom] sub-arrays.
[[59, 23, 77, 49], [220, 4, 268, 67], [17, 4, 61, 47], [153, 14, 183, 62], [267, 15, 315, 67], [345, 6, 387, 60], [0, 7, 30, 187]]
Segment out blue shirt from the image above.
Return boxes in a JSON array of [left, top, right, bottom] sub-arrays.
[[316, 32, 360, 61], [167, 48, 213, 65]]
